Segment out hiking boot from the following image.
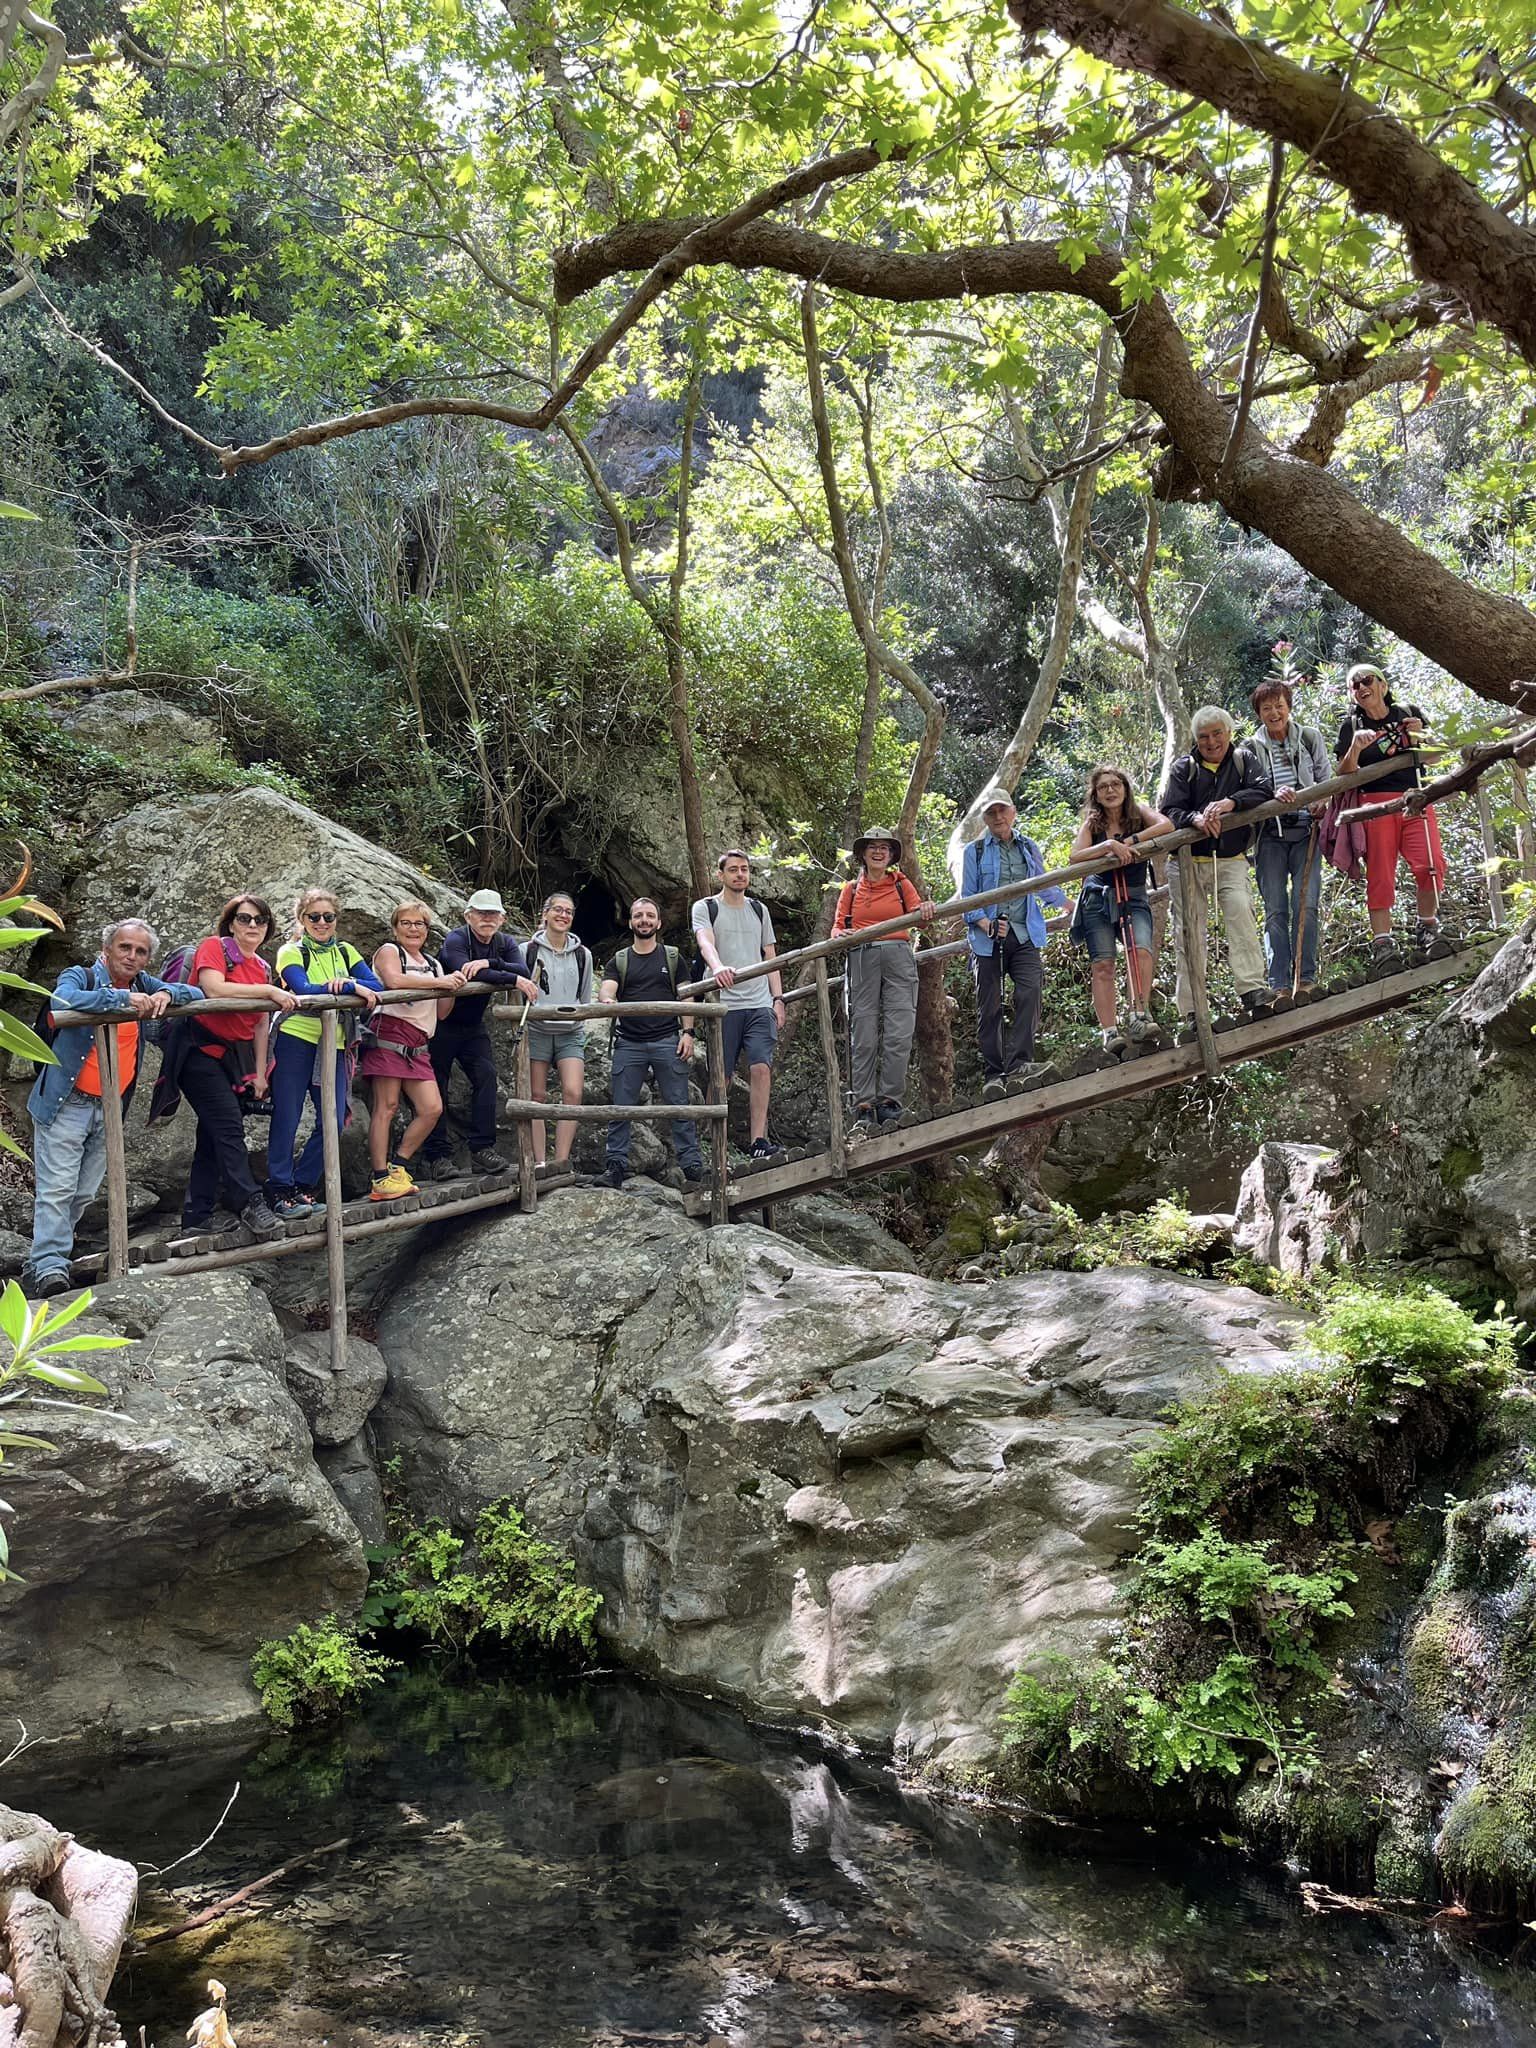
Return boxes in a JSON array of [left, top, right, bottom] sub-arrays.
[[1415, 921, 1454, 960], [422, 1156, 460, 1183], [749, 1137, 786, 1161], [605, 1161, 628, 1189], [682, 1164, 705, 1185], [240, 1198, 283, 1238], [269, 1192, 311, 1221], [1099, 1025, 1128, 1057], [1124, 1012, 1153, 1043], [26, 1270, 70, 1300], [982, 1077, 1007, 1102], [877, 1098, 904, 1127], [850, 1101, 877, 1133], [298, 1187, 325, 1211], [1009, 1060, 1061, 1088], [1240, 989, 1276, 1016], [369, 1163, 416, 1202], [471, 1148, 510, 1173]]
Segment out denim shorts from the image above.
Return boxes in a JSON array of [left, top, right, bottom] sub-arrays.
[[1076, 888, 1153, 962], [527, 1024, 587, 1065], [722, 1005, 778, 1073]]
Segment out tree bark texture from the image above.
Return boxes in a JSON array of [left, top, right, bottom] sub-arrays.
[[555, 222, 1536, 705], [0, 1805, 135, 2048], [1006, 0, 1536, 373]]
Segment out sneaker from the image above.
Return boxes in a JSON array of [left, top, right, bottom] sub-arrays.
[[682, 1164, 705, 1185], [1124, 1013, 1152, 1043], [605, 1161, 628, 1189], [369, 1163, 416, 1202], [240, 1198, 283, 1238], [850, 1101, 876, 1132], [471, 1148, 510, 1173], [1099, 1026, 1127, 1056], [297, 1187, 325, 1211], [422, 1156, 460, 1183], [269, 1192, 311, 1221], [1008, 1060, 1061, 1087], [179, 1215, 214, 1237], [982, 1077, 1007, 1102], [749, 1137, 786, 1160], [877, 1099, 904, 1127], [1240, 989, 1275, 1015]]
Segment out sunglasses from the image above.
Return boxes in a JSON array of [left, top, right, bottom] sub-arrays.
[[304, 911, 338, 925], [1351, 680, 1378, 692], [232, 911, 267, 926]]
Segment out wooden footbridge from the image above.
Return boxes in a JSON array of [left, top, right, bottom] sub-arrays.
[[46, 728, 1534, 1371]]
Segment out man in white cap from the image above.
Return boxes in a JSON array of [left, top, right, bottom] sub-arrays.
[[419, 889, 538, 1177], [961, 788, 1068, 1098]]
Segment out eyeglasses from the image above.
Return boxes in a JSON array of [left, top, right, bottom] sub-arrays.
[[304, 911, 338, 925], [397, 920, 428, 931], [1350, 679, 1377, 692], [232, 911, 266, 926]]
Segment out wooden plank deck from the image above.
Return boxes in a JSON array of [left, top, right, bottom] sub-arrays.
[[681, 942, 1493, 1219]]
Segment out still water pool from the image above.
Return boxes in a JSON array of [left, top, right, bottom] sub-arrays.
[[20, 1671, 1536, 2047]]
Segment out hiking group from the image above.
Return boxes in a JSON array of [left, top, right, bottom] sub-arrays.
[[20, 663, 1442, 1297]]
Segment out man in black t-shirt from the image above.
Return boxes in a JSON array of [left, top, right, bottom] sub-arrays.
[[599, 898, 703, 1188]]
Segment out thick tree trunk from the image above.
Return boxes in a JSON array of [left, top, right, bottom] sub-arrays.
[[1006, 0, 1536, 374], [0, 1804, 135, 2048], [555, 222, 1536, 706]]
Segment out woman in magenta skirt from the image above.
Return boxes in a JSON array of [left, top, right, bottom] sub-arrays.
[[361, 901, 466, 1200]]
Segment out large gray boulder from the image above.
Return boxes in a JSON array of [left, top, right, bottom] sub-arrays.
[[1359, 915, 1536, 1315], [68, 785, 463, 959], [50, 686, 220, 758], [373, 1190, 1311, 1769], [0, 1273, 366, 1749], [1234, 1142, 1354, 1278]]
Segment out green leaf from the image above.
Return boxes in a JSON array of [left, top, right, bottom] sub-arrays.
[[0, 1130, 28, 1162], [0, 1432, 55, 1452], [32, 1335, 127, 1354], [0, 1013, 56, 1065], [0, 970, 49, 994], [21, 1361, 110, 1395], [0, 928, 48, 950], [0, 1281, 27, 1349], [0, 500, 39, 521], [33, 1288, 93, 1336]]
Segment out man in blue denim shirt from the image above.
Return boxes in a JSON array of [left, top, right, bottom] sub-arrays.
[[24, 919, 199, 1297], [962, 789, 1068, 1099]]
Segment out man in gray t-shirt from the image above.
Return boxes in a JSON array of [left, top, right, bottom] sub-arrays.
[[692, 849, 786, 1160]]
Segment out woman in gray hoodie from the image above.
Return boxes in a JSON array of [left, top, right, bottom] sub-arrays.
[[523, 891, 594, 1167]]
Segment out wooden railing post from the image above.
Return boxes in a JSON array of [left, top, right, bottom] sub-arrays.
[[1175, 857, 1222, 1079], [1476, 782, 1506, 929], [318, 1008, 348, 1374], [515, 1028, 537, 1212], [814, 956, 846, 1179], [95, 1023, 130, 1281], [705, 1016, 730, 1226]]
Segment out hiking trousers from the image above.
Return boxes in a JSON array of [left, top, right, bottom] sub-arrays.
[[421, 1023, 500, 1157], [972, 925, 1044, 1080], [27, 1092, 108, 1284], [266, 1031, 348, 1195], [1255, 831, 1321, 990], [846, 940, 918, 1104], [607, 1038, 701, 1172], [179, 1046, 263, 1223], [1169, 854, 1267, 1014]]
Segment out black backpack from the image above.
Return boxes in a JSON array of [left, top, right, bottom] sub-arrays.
[[690, 894, 765, 985]]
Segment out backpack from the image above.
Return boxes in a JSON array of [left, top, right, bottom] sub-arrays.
[[29, 962, 105, 1076], [612, 944, 681, 998], [142, 935, 248, 1047], [836, 872, 918, 932], [523, 936, 592, 996], [690, 894, 765, 985]]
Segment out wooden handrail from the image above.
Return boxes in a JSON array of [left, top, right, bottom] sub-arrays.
[[677, 751, 1424, 998]]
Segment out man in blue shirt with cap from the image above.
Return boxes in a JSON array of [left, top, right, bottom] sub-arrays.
[[962, 788, 1068, 1099]]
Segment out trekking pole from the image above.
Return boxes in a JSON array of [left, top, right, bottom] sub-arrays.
[[1290, 819, 1322, 999], [1111, 866, 1146, 1041]]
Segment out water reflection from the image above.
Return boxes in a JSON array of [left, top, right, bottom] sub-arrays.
[[17, 1670, 1536, 2047]]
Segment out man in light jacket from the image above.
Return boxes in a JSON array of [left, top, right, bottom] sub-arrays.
[[1159, 706, 1272, 1022], [962, 789, 1068, 1100], [25, 919, 199, 1297]]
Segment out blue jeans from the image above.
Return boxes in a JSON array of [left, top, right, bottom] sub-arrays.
[[1255, 830, 1321, 989], [27, 1093, 108, 1284], [266, 1030, 348, 1194], [607, 1037, 701, 1172]]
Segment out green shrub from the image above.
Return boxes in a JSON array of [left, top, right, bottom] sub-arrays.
[[1000, 1283, 1521, 1800], [365, 1498, 601, 1658], [251, 1618, 397, 1730]]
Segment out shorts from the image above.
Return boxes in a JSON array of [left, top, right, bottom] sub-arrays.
[[1359, 792, 1444, 911], [1075, 888, 1153, 962], [722, 1005, 778, 1074], [527, 1024, 587, 1065]]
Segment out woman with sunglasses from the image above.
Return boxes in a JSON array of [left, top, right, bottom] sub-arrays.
[[360, 901, 467, 1201], [178, 894, 300, 1237], [267, 887, 384, 1218], [1336, 663, 1445, 961]]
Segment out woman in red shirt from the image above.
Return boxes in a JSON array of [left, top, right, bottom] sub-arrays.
[[180, 895, 299, 1237], [835, 827, 936, 1131]]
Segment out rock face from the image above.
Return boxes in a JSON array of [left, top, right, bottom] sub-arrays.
[[0, 1273, 366, 1749], [374, 1190, 1311, 1768], [1233, 1142, 1355, 1278], [50, 686, 220, 758], [1360, 915, 1536, 1316], [67, 785, 463, 959]]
